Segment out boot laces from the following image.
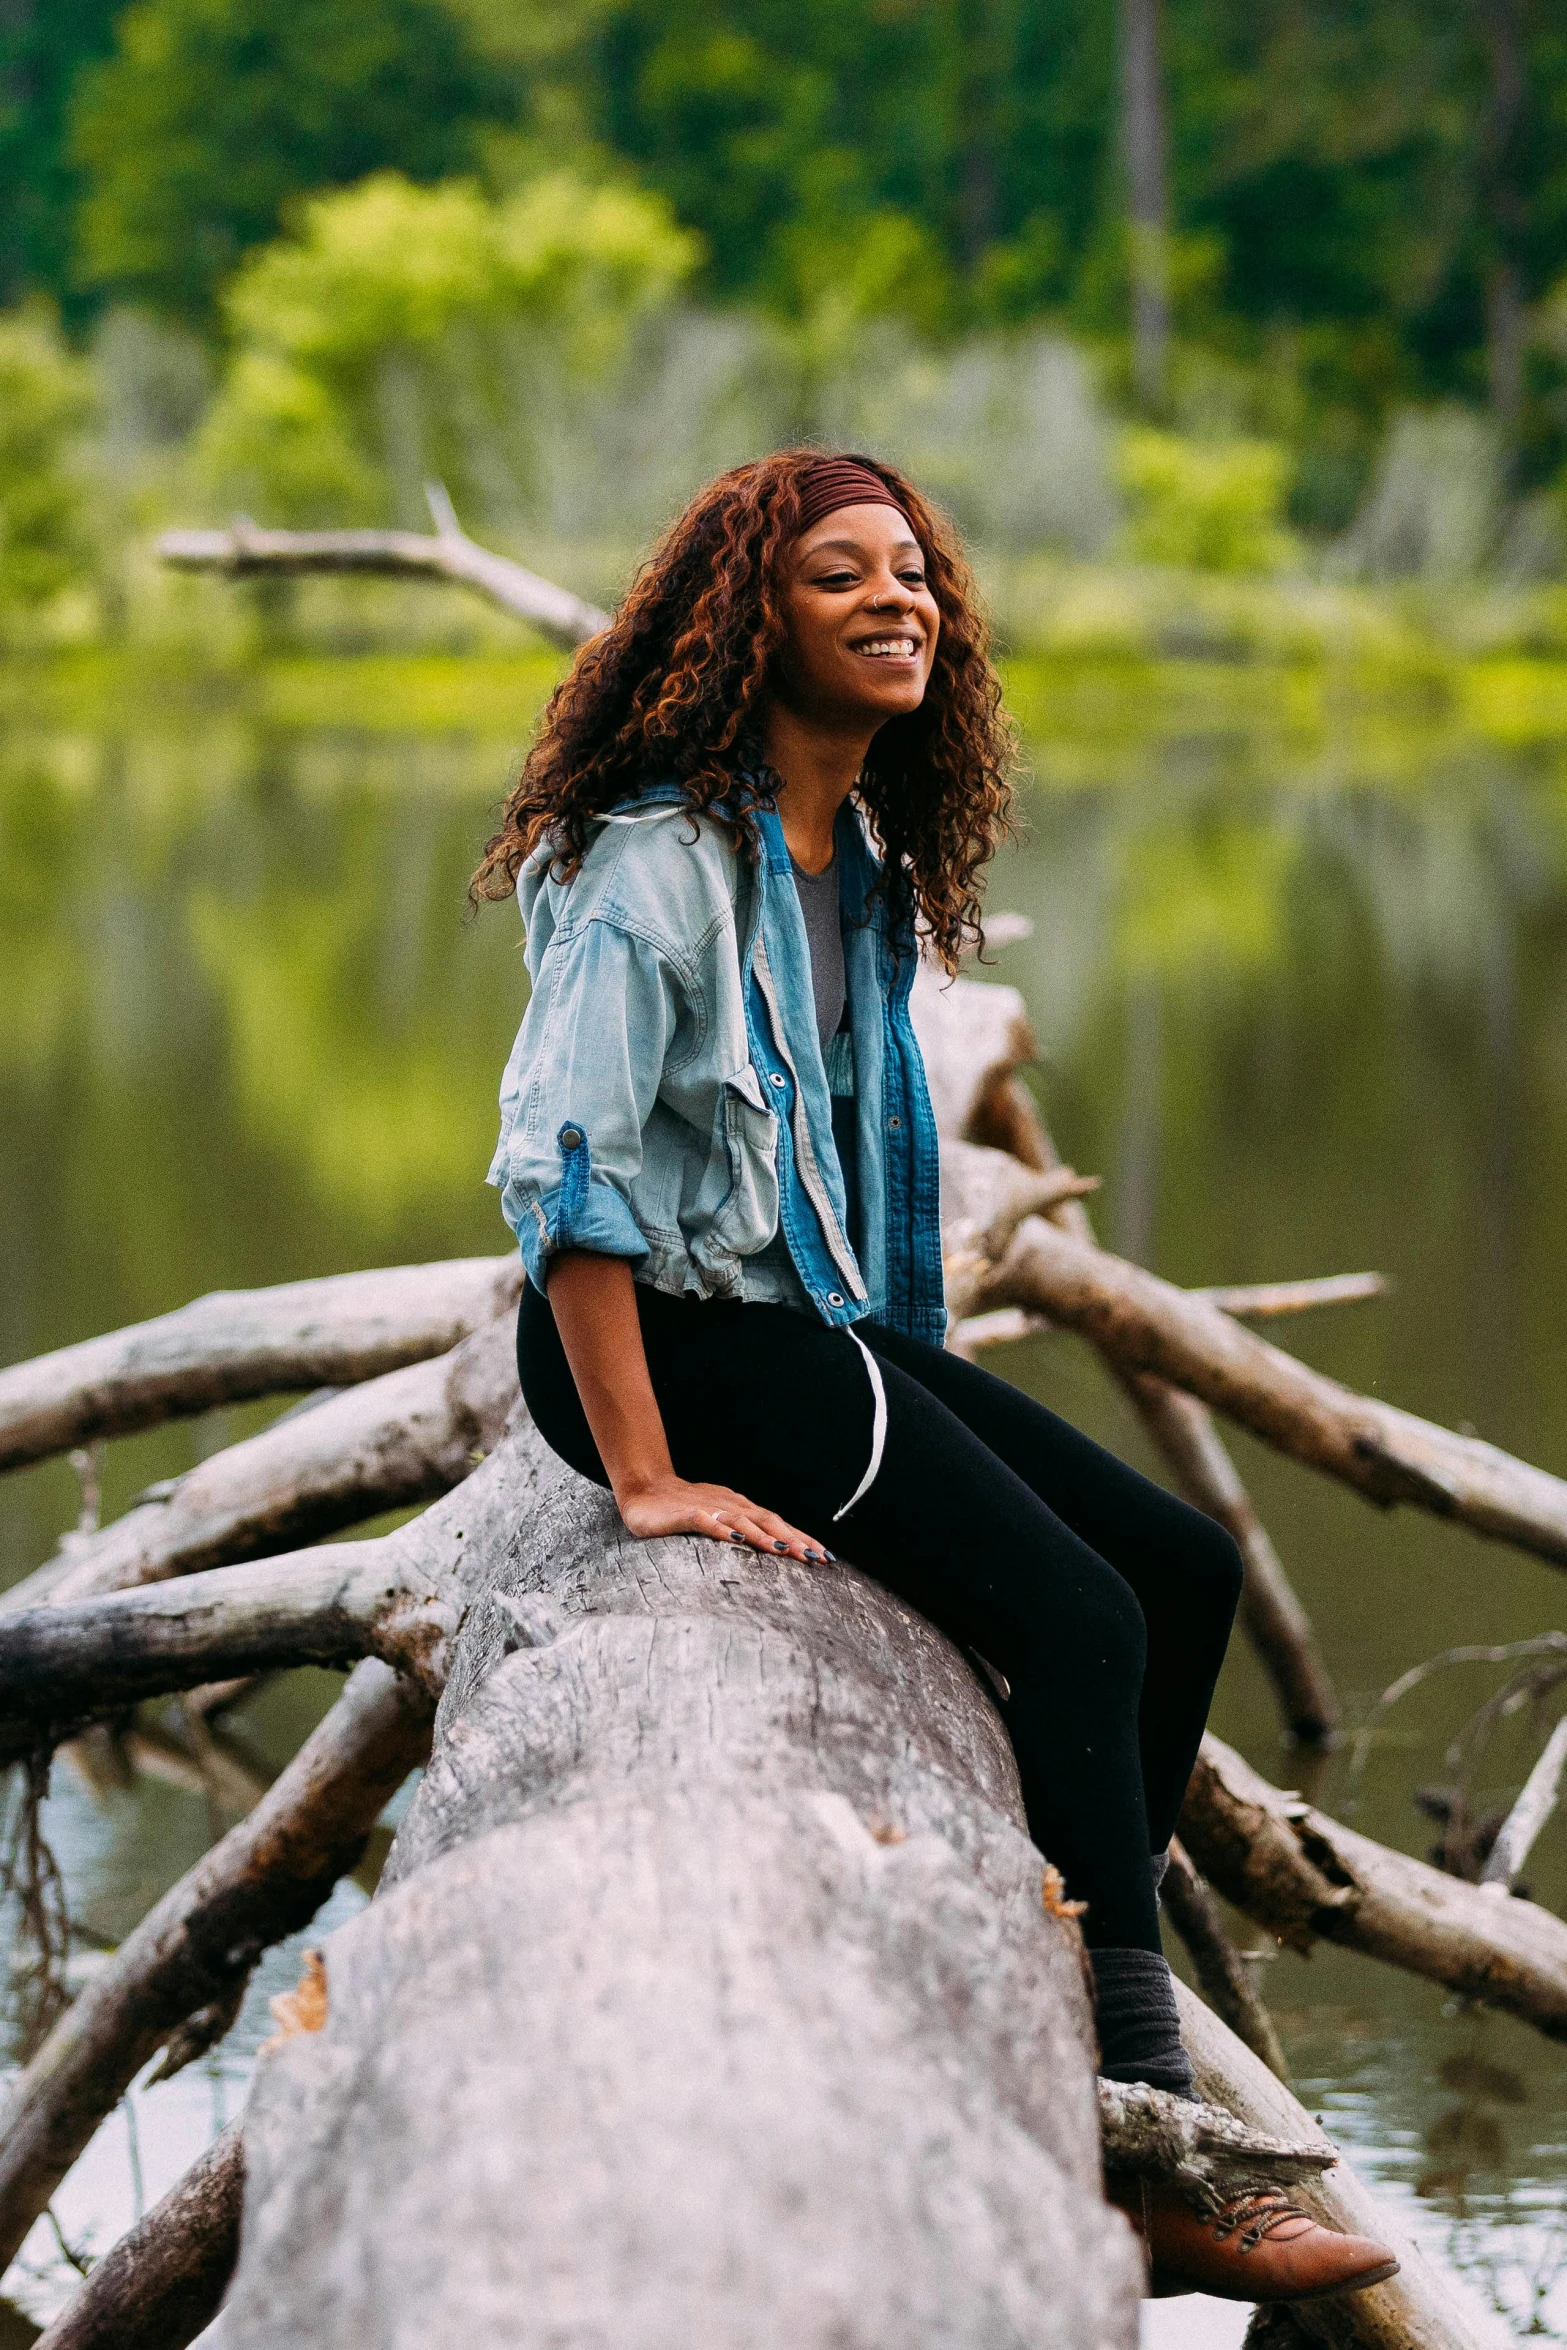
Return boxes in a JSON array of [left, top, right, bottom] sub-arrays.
[[1211, 2188, 1312, 2254]]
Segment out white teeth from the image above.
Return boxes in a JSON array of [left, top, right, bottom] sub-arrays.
[[856, 638, 917, 658]]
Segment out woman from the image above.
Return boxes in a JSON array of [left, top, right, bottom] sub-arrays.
[[474, 451, 1396, 2305]]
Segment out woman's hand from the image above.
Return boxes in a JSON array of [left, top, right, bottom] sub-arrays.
[[616, 1473, 834, 1565]]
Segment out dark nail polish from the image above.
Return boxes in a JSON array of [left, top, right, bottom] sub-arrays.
[[824, 1550, 838, 1563], [773, 1539, 788, 1553]]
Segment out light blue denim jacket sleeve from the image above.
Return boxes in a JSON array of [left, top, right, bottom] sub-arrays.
[[490, 911, 679, 1288]]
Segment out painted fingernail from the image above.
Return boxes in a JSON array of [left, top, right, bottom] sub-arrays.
[[824, 1550, 838, 1563], [773, 1539, 788, 1553]]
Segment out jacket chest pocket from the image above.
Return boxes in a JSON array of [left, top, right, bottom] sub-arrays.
[[713, 1063, 780, 1250]]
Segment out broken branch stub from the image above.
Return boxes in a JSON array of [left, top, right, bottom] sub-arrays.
[[0, 1255, 520, 1477]]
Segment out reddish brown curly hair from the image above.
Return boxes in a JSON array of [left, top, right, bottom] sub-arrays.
[[469, 449, 1015, 970]]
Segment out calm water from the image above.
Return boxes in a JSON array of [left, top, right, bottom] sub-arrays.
[[4, 661, 1567, 2335]]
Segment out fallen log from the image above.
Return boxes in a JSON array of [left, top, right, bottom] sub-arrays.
[[988, 1211, 1567, 1566], [205, 1422, 1144, 2348], [1096, 2077, 1331, 2202], [0, 1545, 456, 1762], [0, 1658, 433, 2274], [30, 2119, 242, 2350], [1181, 1735, 1567, 2041], [1178, 1984, 1512, 2350], [0, 1255, 520, 1477], [156, 486, 608, 650], [9, 1312, 517, 1613]]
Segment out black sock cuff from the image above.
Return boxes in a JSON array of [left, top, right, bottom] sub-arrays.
[[1091, 1945, 1195, 2098]]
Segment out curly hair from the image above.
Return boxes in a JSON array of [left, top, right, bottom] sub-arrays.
[[469, 449, 1015, 970]]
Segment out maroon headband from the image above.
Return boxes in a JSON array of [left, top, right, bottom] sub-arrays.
[[794, 457, 910, 537]]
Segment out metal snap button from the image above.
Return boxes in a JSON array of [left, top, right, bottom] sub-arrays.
[[560, 1126, 583, 1150], [768, 1071, 786, 1088], [888, 1114, 901, 1129], [827, 1291, 845, 1307]]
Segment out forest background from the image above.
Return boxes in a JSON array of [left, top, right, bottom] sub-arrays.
[[2, 0, 1567, 675]]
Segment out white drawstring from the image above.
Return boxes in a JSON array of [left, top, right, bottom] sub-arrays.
[[833, 1332, 888, 1521]]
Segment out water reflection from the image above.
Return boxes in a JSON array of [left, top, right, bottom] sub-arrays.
[[4, 669, 1567, 2329]]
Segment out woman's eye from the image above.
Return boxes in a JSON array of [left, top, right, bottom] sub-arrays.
[[811, 571, 858, 589]]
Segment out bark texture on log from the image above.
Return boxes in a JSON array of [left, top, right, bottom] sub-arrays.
[[0, 1658, 433, 2273], [1181, 1736, 1567, 2040], [30, 2121, 242, 2350], [1178, 1986, 1512, 2350], [11, 1315, 517, 1613], [0, 1257, 519, 1476], [213, 1424, 1143, 2348]]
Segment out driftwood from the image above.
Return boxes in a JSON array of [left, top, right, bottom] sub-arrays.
[[201, 1420, 1143, 2348], [0, 1255, 519, 1477], [156, 486, 609, 650], [985, 1209, 1567, 1565], [0, 1659, 433, 2272], [1480, 1712, 1567, 1890], [0, 1547, 453, 1760], [1160, 1835, 1290, 2081], [29, 2119, 243, 2350], [1182, 1735, 1567, 2040], [6, 923, 1546, 2344], [8, 1313, 516, 1613]]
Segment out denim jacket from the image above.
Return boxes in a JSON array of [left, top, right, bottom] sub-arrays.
[[487, 781, 946, 1345]]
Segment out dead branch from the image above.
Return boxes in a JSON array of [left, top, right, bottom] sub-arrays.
[[1180, 1734, 1567, 2041], [946, 1306, 1050, 1361], [0, 1254, 520, 1477], [1178, 1984, 1512, 2349], [0, 1546, 454, 1758], [30, 2119, 242, 2350], [1160, 1835, 1290, 2080], [156, 484, 608, 650], [9, 1312, 516, 1613], [0, 1657, 434, 2271], [985, 1208, 1567, 1566], [1096, 2078, 1330, 2204], [1481, 1714, 1567, 1891], [1193, 1273, 1387, 1319]]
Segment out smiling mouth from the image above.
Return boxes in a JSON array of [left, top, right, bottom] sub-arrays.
[[851, 636, 920, 660]]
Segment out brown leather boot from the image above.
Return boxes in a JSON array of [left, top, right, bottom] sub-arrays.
[[1108, 2176, 1400, 2303]]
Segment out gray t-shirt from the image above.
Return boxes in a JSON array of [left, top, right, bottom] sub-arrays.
[[790, 851, 846, 1055]]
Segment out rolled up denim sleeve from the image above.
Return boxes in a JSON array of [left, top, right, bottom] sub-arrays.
[[491, 916, 679, 1291]]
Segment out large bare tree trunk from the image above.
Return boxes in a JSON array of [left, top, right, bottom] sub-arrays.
[[212, 1430, 1144, 2348]]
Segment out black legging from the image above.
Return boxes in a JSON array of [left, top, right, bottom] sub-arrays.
[[517, 1281, 1243, 1954]]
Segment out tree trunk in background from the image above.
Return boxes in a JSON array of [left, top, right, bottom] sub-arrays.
[[213, 1430, 1141, 2349], [1477, 0, 1527, 455], [1119, 0, 1170, 413]]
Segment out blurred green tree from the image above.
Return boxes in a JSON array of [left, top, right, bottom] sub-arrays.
[[69, 0, 518, 326], [196, 168, 698, 525], [0, 305, 92, 612]]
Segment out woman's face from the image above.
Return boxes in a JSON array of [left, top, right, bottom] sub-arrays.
[[778, 501, 940, 729]]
